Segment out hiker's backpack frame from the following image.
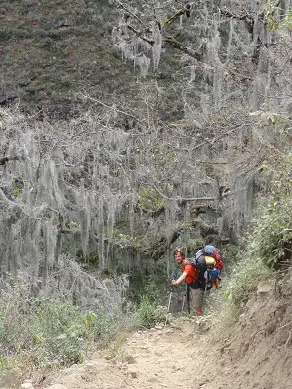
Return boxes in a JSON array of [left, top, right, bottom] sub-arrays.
[[202, 245, 224, 271], [187, 245, 223, 290], [187, 255, 215, 290]]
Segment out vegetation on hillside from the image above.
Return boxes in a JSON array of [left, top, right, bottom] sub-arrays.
[[0, 0, 291, 376], [1, 145, 291, 371], [0, 272, 165, 372], [210, 150, 292, 331]]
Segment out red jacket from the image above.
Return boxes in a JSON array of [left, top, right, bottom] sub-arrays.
[[181, 260, 198, 285]]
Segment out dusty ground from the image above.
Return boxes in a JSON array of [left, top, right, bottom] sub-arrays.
[[1, 270, 292, 389], [40, 269, 292, 389]]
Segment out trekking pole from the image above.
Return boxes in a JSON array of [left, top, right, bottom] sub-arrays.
[[181, 293, 185, 313], [165, 289, 173, 326], [186, 284, 190, 314], [165, 268, 178, 326], [182, 284, 190, 313]]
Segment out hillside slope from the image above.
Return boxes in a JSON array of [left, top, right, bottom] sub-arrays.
[[0, 0, 134, 116], [3, 268, 288, 389], [0, 0, 183, 120]]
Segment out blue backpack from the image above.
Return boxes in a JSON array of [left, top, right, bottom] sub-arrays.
[[187, 247, 221, 290]]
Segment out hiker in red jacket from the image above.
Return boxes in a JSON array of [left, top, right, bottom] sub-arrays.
[[171, 247, 204, 316]]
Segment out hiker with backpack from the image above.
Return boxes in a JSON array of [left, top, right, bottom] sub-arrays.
[[171, 247, 204, 316], [171, 245, 224, 316]]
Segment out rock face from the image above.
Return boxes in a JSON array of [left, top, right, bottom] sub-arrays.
[[257, 280, 275, 294]]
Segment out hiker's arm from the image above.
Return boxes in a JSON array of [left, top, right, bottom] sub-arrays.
[[172, 271, 187, 286]]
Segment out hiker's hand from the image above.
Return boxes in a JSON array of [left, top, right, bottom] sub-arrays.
[[171, 280, 177, 286]]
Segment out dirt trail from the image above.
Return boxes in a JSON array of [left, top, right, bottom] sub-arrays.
[[42, 318, 216, 389], [1, 271, 291, 389], [41, 270, 292, 389]]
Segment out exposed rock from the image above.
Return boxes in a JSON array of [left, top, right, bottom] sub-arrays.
[[21, 382, 34, 389], [148, 377, 159, 383], [124, 354, 136, 364], [127, 366, 138, 378], [257, 280, 274, 293]]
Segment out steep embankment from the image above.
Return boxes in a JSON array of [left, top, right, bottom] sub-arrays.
[[8, 268, 288, 389]]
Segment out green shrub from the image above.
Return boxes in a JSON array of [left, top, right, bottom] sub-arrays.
[[0, 299, 89, 369], [0, 287, 138, 372], [138, 187, 164, 212], [249, 199, 292, 267], [141, 276, 159, 302], [47, 29, 62, 40], [11, 187, 21, 198], [136, 295, 164, 328], [249, 153, 292, 268], [206, 254, 272, 337], [0, 353, 9, 372], [0, 29, 10, 40], [208, 153, 291, 334], [224, 256, 272, 306]]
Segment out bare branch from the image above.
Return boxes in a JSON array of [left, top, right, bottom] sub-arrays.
[[220, 8, 252, 21], [219, 6, 261, 36], [126, 26, 202, 61], [152, 182, 216, 202], [114, 0, 146, 27], [163, 35, 202, 61], [80, 94, 144, 124], [164, 2, 194, 26], [127, 25, 154, 45]]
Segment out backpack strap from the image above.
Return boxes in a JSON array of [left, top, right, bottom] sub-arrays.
[[184, 259, 202, 289]]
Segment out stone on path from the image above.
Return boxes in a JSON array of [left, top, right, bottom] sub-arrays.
[[21, 382, 34, 389], [128, 366, 138, 378]]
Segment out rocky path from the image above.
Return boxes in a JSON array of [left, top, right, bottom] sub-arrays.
[[40, 273, 292, 389], [41, 318, 214, 389], [3, 274, 292, 389]]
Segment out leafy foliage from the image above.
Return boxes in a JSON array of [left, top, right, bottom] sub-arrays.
[[138, 187, 164, 213], [1, 298, 89, 369], [248, 154, 292, 267], [264, 1, 292, 31], [206, 250, 272, 337], [0, 276, 138, 372], [209, 152, 291, 333], [225, 256, 272, 306], [136, 295, 164, 329], [135, 276, 164, 328], [112, 231, 141, 250]]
